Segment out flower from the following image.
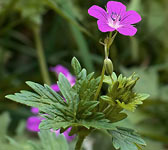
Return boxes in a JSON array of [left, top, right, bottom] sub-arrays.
[[26, 115, 43, 132], [31, 107, 39, 114], [26, 116, 40, 132], [26, 65, 75, 141], [88, 1, 141, 36], [50, 65, 76, 92]]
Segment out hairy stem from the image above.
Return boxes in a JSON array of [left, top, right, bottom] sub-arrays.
[[33, 26, 51, 85]]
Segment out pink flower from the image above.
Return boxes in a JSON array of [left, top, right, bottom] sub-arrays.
[[31, 107, 39, 114], [26, 65, 75, 141], [26, 108, 44, 132], [88, 1, 141, 36], [50, 65, 76, 92], [26, 116, 41, 132], [51, 128, 75, 142]]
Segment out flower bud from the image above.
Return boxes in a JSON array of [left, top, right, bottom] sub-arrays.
[[104, 58, 113, 75]]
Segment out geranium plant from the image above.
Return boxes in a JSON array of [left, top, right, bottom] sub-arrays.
[[5, 1, 149, 150]]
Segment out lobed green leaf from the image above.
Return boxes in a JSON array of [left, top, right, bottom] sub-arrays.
[[111, 126, 146, 150]]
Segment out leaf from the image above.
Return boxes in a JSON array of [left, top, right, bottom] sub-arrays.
[[78, 120, 115, 130], [121, 67, 159, 99], [6, 130, 69, 150], [5, 81, 67, 111], [111, 126, 146, 150], [77, 69, 87, 80], [0, 112, 11, 137], [108, 113, 127, 123], [57, 73, 74, 104], [100, 95, 116, 106], [6, 57, 129, 133], [37, 130, 69, 150], [103, 72, 149, 112], [116, 94, 150, 112], [39, 119, 72, 130], [71, 57, 82, 76]]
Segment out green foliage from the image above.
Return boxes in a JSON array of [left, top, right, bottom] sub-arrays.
[[121, 67, 159, 99], [7, 130, 69, 150], [0, 112, 11, 137], [0, 112, 29, 150], [5, 57, 148, 150], [71, 57, 81, 76], [6, 57, 114, 133], [103, 72, 149, 112], [30, 130, 69, 150], [0, 0, 168, 149], [0, 0, 12, 13], [111, 127, 146, 150], [144, 139, 165, 150], [44, 0, 94, 72], [50, 0, 81, 20], [14, 0, 46, 25], [0, 112, 68, 150], [121, 66, 168, 101]]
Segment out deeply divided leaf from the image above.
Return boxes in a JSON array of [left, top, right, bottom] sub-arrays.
[[111, 126, 146, 150]]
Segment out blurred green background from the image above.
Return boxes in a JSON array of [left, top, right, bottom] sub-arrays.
[[0, 0, 168, 149]]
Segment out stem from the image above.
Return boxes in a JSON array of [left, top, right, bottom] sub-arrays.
[[75, 135, 86, 150], [33, 26, 51, 85], [94, 65, 105, 101], [109, 32, 113, 38], [105, 44, 108, 59], [107, 31, 117, 52], [94, 32, 117, 101]]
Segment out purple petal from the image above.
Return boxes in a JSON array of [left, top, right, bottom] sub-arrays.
[[97, 20, 115, 32], [70, 79, 76, 86], [50, 65, 76, 87], [51, 128, 75, 142], [107, 1, 126, 17], [88, 5, 107, 21], [50, 65, 70, 77], [31, 107, 39, 114], [66, 74, 76, 86], [51, 84, 60, 92], [50, 129, 60, 136], [117, 25, 137, 36], [26, 116, 41, 132], [63, 128, 75, 142], [121, 10, 141, 25]]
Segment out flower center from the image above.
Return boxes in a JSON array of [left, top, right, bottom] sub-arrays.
[[111, 12, 121, 22], [108, 12, 122, 29]]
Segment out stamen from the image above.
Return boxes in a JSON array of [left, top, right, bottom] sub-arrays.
[[111, 12, 121, 22]]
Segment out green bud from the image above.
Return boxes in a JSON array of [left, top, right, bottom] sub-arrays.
[[104, 58, 113, 75], [126, 77, 139, 89]]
